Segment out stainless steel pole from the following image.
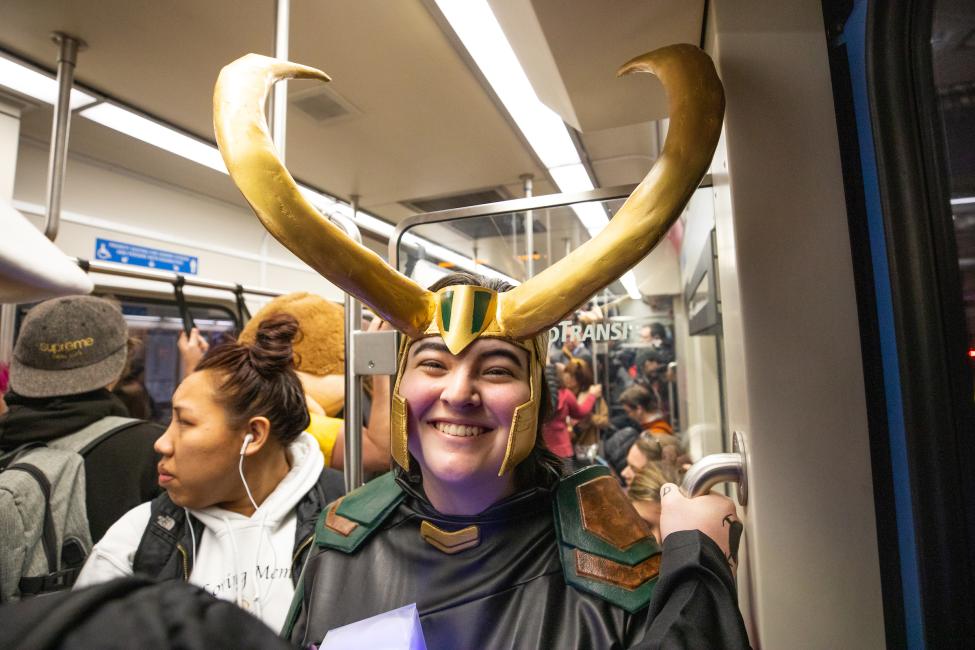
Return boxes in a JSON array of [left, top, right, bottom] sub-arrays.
[[270, 0, 290, 162], [334, 198, 364, 491], [521, 174, 534, 278], [44, 32, 84, 242], [0, 304, 16, 365], [545, 211, 552, 272]]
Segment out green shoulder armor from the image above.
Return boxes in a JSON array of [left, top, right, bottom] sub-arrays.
[[553, 465, 662, 613], [315, 471, 405, 554]]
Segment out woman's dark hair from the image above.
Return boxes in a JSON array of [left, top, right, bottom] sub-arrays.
[[195, 314, 310, 445], [404, 272, 563, 488]]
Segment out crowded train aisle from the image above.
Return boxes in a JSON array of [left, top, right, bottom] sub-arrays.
[[1, 0, 973, 647]]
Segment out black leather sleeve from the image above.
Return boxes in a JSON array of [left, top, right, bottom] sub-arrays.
[[634, 530, 751, 650]]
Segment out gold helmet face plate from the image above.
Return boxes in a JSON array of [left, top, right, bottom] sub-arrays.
[[390, 286, 546, 476]]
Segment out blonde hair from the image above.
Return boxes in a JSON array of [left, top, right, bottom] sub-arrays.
[[632, 434, 663, 463], [628, 461, 681, 503]]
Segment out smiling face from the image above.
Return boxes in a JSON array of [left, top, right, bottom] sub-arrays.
[[154, 370, 245, 510], [400, 336, 531, 514]]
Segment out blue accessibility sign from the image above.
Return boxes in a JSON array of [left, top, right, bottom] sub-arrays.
[[94, 238, 198, 275]]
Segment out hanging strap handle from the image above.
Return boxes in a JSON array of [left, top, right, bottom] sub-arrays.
[[234, 284, 251, 329], [172, 275, 196, 336]]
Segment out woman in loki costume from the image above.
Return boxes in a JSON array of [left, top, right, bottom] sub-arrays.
[[214, 44, 749, 649]]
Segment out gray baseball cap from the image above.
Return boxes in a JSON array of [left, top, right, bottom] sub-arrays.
[[10, 295, 128, 398]]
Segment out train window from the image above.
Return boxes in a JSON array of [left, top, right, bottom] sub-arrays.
[[932, 0, 975, 379], [114, 297, 237, 424], [397, 186, 725, 467]]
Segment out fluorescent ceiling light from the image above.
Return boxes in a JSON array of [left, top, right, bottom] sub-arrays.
[[571, 202, 610, 237], [0, 41, 496, 278], [80, 102, 228, 173], [436, 0, 639, 298], [435, 0, 579, 170], [329, 202, 396, 238], [411, 259, 452, 287], [619, 273, 641, 299], [0, 54, 96, 109], [548, 163, 595, 193], [951, 196, 975, 206]]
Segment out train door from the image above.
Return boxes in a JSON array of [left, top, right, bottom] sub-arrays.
[[701, 0, 974, 646], [822, 0, 975, 645]]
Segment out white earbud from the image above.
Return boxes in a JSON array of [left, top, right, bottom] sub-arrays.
[[238, 432, 259, 513]]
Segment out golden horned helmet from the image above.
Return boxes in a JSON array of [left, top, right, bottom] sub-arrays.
[[213, 44, 724, 475]]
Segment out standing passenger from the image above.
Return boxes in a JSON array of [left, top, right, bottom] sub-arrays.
[[541, 360, 601, 468], [0, 296, 161, 543], [214, 43, 747, 647], [74, 315, 345, 632]]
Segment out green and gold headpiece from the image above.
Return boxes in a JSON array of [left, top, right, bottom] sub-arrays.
[[213, 44, 724, 475]]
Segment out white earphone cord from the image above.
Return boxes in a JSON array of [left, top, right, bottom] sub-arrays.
[[238, 452, 260, 513]]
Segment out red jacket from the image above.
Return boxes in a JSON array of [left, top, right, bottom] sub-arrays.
[[542, 389, 597, 458]]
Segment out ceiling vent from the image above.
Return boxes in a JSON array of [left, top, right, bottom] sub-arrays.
[[291, 85, 359, 123], [402, 187, 510, 214]]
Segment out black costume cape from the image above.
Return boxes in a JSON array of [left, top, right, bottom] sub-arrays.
[[287, 467, 749, 649]]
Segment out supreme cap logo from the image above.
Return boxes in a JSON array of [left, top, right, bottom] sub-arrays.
[[38, 337, 96, 360]]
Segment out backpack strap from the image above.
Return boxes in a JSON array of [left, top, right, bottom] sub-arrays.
[[4, 463, 58, 579], [48, 416, 140, 455], [553, 465, 661, 613], [314, 471, 404, 554], [132, 493, 199, 582], [0, 441, 47, 470]]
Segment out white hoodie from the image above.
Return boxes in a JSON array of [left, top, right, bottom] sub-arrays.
[[75, 432, 325, 632]]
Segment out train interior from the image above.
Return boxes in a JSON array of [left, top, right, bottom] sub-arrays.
[[0, 0, 973, 647]]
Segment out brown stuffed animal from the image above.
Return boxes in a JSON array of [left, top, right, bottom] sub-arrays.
[[239, 292, 389, 472]]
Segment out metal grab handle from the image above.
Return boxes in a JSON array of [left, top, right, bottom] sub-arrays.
[[172, 275, 196, 336], [681, 431, 748, 505], [234, 284, 251, 328]]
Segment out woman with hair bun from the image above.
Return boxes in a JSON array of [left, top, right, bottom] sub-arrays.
[[74, 314, 345, 632]]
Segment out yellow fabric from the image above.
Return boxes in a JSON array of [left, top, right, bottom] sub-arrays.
[[306, 412, 342, 467]]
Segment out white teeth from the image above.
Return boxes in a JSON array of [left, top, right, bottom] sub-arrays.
[[433, 422, 489, 437]]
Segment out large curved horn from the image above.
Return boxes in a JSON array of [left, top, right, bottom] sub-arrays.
[[214, 54, 435, 338], [497, 44, 724, 339]]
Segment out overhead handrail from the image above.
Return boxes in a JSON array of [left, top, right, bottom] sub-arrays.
[[389, 184, 639, 271], [72, 258, 281, 299]]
